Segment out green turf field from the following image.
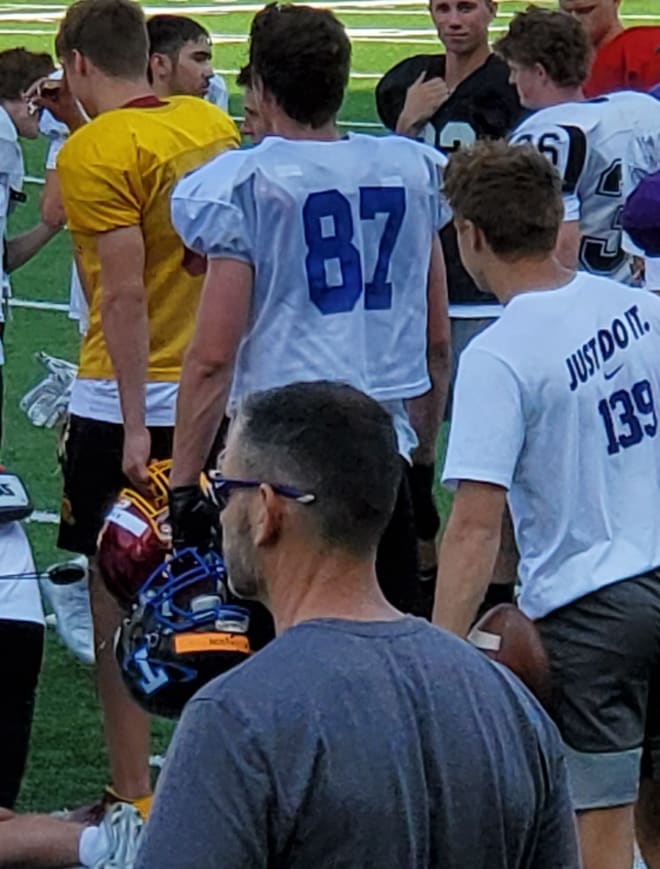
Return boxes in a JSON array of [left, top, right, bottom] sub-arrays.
[[2, 0, 658, 812]]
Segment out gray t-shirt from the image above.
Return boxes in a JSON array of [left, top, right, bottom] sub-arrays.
[[136, 617, 579, 869]]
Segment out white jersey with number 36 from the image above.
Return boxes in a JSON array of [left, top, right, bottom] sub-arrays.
[[510, 91, 660, 284], [171, 133, 448, 411]]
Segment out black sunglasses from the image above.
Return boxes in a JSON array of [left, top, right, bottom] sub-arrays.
[[201, 470, 316, 511]]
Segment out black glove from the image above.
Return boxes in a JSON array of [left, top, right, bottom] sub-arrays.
[[168, 485, 220, 552], [407, 463, 440, 541]]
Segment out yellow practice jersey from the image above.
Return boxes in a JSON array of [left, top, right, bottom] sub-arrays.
[[57, 95, 239, 381]]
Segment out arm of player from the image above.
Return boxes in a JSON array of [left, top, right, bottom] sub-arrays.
[[5, 222, 61, 273], [170, 257, 253, 489], [407, 233, 450, 465], [396, 72, 450, 138], [97, 225, 150, 491], [432, 480, 507, 636], [40, 169, 66, 229]]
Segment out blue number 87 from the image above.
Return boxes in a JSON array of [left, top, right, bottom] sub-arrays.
[[303, 187, 406, 315]]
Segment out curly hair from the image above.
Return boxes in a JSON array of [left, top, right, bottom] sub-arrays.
[[444, 139, 564, 258], [495, 5, 591, 88]]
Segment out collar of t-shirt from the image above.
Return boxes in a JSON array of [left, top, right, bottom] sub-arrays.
[[122, 95, 167, 109]]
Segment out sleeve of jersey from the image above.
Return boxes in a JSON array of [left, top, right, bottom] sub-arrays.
[[44, 135, 67, 172], [509, 121, 585, 222], [416, 142, 451, 230], [170, 160, 254, 262], [0, 176, 9, 245], [441, 346, 524, 491], [57, 136, 141, 234]]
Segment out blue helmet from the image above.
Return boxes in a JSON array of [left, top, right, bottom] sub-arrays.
[[116, 547, 272, 719]]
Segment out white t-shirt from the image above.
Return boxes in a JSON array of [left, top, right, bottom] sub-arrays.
[[171, 133, 449, 458], [69, 380, 178, 426], [0, 522, 44, 625], [442, 273, 660, 619], [510, 91, 660, 285]]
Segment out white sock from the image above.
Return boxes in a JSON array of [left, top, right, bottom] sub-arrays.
[[79, 824, 111, 866]]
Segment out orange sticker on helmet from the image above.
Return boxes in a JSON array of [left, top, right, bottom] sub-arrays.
[[173, 633, 251, 655]]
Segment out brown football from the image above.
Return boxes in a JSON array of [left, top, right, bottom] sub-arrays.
[[468, 603, 553, 712]]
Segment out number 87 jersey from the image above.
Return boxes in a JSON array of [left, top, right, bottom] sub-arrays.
[[170, 133, 449, 411], [509, 91, 660, 285]]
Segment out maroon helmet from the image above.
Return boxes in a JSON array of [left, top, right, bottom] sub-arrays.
[[97, 460, 172, 608]]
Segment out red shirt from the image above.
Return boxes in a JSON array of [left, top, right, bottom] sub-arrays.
[[584, 26, 660, 98]]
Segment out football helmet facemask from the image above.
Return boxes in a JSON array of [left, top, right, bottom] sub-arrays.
[[116, 546, 255, 719], [97, 460, 174, 607]]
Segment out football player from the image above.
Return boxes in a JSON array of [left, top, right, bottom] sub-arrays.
[[49, 0, 239, 825], [147, 15, 228, 109], [168, 3, 451, 615], [501, 7, 660, 286], [376, 0, 523, 603], [0, 49, 61, 446], [559, 0, 660, 98], [236, 64, 267, 144], [433, 138, 660, 869]]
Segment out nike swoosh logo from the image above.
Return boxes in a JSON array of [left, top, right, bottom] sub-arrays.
[[604, 364, 624, 381]]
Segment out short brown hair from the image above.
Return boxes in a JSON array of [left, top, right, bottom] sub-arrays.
[[56, 0, 148, 80], [444, 140, 564, 258], [495, 6, 591, 88], [249, 4, 350, 128], [236, 64, 252, 89], [0, 48, 54, 101]]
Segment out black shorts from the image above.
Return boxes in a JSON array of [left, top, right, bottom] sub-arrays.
[[537, 571, 660, 810], [375, 464, 418, 613], [58, 415, 174, 556]]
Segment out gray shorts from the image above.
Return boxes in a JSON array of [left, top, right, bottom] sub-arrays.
[[537, 572, 660, 811]]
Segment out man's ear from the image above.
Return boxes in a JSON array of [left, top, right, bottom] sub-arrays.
[[253, 484, 283, 547], [467, 219, 485, 253], [72, 49, 88, 78], [456, 217, 484, 253], [149, 52, 173, 83], [534, 61, 550, 86]]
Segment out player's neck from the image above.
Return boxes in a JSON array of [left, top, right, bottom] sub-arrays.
[[444, 43, 490, 91], [538, 85, 585, 108], [594, 19, 624, 51], [487, 258, 576, 304], [268, 115, 340, 142], [264, 545, 401, 635], [91, 77, 157, 115]]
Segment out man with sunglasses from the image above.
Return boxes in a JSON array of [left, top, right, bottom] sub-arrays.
[[169, 4, 451, 615], [137, 380, 579, 869]]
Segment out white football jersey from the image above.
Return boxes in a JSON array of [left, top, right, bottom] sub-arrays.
[[443, 273, 660, 619], [172, 133, 448, 412], [510, 91, 660, 284], [205, 74, 229, 112]]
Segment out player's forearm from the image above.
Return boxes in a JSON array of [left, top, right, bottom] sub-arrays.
[[395, 112, 424, 138], [5, 222, 60, 273], [170, 350, 233, 488], [432, 517, 500, 636], [100, 284, 148, 431], [407, 341, 450, 465]]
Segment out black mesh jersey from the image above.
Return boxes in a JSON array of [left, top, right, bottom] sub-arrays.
[[377, 54, 523, 306]]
